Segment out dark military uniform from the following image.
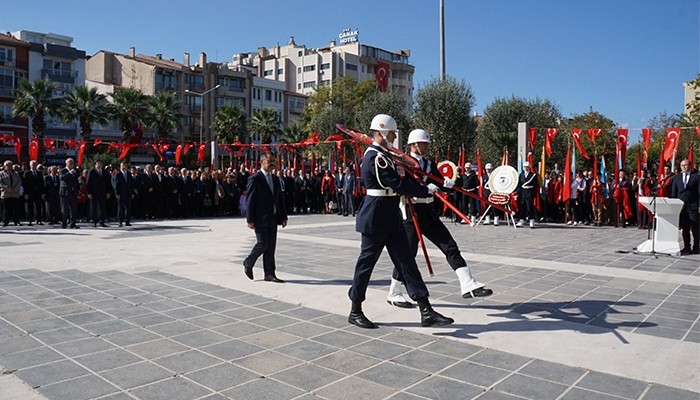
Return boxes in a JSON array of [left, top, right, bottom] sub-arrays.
[[348, 144, 432, 304], [518, 170, 538, 221]]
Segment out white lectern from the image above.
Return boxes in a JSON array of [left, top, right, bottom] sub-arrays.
[[636, 197, 684, 256]]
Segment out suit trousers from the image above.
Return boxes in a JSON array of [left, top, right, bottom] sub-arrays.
[[392, 211, 466, 281], [679, 212, 699, 251], [45, 196, 60, 223], [117, 196, 132, 223], [60, 195, 78, 226], [91, 196, 107, 223], [25, 197, 43, 222], [244, 224, 278, 276], [2, 197, 20, 224], [349, 229, 429, 304], [343, 191, 355, 216]]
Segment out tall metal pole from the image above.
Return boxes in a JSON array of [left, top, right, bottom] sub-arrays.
[[439, 0, 445, 81]]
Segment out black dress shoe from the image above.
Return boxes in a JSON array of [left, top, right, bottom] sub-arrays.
[[244, 263, 254, 280], [37, 221, 43, 225], [1, 222, 8, 227], [264, 275, 285, 283], [93, 223, 97, 228], [680, 249, 691, 255], [417, 299, 454, 327], [100, 222, 107, 227], [70, 225, 80, 229], [125, 222, 132, 226], [348, 302, 378, 329], [462, 287, 494, 298], [28, 222, 33, 226], [62, 223, 67, 229], [118, 222, 123, 227]]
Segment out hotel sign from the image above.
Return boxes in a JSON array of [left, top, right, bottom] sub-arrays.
[[339, 28, 359, 44]]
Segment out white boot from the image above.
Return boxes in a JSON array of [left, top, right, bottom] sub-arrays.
[[456, 267, 492, 298], [529, 219, 535, 229], [387, 278, 413, 308], [485, 216, 491, 224], [516, 219, 524, 227], [493, 216, 499, 226]]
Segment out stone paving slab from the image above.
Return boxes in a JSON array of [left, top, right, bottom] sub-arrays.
[[1, 215, 699, 399]]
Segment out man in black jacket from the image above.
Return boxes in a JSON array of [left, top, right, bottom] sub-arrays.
[[243, 153, 288, 283], [44, 166, 61, 224], [671, 159, 699, 255], [22, 160, 45, 225], [86, 160, 111, 227], [59, 158, 80, 229], [113, 162, 136, 227]]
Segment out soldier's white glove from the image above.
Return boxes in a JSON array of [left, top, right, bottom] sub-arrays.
[[443, 178, 455, 189], [427, 183, 439, 194]]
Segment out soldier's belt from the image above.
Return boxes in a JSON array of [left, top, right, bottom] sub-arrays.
[[366, 188, 398, 197], [521, 186, 534, 189], [410, 197, 434, 204]]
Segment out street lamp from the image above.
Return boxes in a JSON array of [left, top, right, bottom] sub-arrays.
[[185, 84, 221, 144]]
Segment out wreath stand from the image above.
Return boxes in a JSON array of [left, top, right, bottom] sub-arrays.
[[475, 193, 517, 229]]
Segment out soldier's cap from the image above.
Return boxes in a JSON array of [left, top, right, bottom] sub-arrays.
[[523, 161, 531, 167]]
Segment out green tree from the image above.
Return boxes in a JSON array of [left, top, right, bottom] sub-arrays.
[[355, 89, 411, 140], [107, 87, 148, 143], [59, 85, 110, 142], [11, 78, 60, 141], [278, 120, 308, 144], [559, 108, 617, 170], [213, 104, 247, 144], [647, 112, 690, 170], [146, 92, 180, 141], [249, 108, 281, 144], [683, 73, 700, 125], [413, 76, 476, 160], [476, 96, 560, 166]]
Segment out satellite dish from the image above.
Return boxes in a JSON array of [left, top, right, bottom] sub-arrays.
[[488, 165, 519, 194]]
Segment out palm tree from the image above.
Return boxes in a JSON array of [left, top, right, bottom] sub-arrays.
[[11, 78, 60, 141], [249, 108, 281, 144], [146, 92, 180, 141], [278, 120, 308, 145], [107, 88, 148, 143], [59, 85, 110, 142], [213, 104, 247, 144]]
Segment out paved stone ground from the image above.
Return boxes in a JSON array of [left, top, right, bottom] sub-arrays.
[[0, 215, 698, 400]]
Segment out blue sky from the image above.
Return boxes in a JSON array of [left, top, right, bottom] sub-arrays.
[[4, 0, 698, 135]]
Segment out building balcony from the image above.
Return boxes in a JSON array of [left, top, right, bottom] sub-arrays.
[[223, 85, 245, 93], [187, 83, 206, 92], [42, 68, 78, 78], [156, 85, 178, 93]]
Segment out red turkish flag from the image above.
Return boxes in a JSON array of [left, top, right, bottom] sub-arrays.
[[545, 128, 558, 156], [529, 127, 537, 148], [587, 128, 601, 144], [616, 129, 628, 168], [562, 145, 571, 202], [13, 137, 22, 163], [570, 129, 590, 159], [175, 144, 183, 165], [93, 139, 102, 147], [43, 139, 56, 152], [375, 61, 390, 92], [663, 127, 681, 161], [197, 143, 206, 163], [152, 144, 165, 162], [696, 126, 700, 137], [77, 141, 87, 166], [29, 138, 39, 161], [689, 147, 694, 165]]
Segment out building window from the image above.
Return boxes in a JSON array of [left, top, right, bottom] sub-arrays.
[[298, 51, 303, 56], [320, 63, 330, 70], [0, 68, 25, 95], [185, 73, 204, 87], [297, 83, 301, 90], [218, 77, 243, 90], [185, 95, 202, 106], [297, 67, 301, 74], [361, 65, 365, 73], [303, 81, 315, 88], [265, 90, 272, 101], [217, 97, 245, 108], [0, 48, 13, 63], [320, 80, 330, 87], [157, 73, 179, 91], [303, 65, 315, 72], [277, 68, 283, 75], [346, 63, 357, 71], [263, 69, 273, 76], [0, 103, 12, 121]]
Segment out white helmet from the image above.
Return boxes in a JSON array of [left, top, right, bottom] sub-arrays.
[[370, 114, 397, 133], [407, 129, 430, 145]]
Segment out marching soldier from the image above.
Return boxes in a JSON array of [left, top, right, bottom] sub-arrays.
[[348, 114, 453, 329], [517, 161, 538, 228], [386, 129, 493, 308]]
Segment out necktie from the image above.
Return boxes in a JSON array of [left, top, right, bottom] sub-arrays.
[[684, 174, 688, 189], [266, 173, 273, 192], [98, 169, 102, 177]]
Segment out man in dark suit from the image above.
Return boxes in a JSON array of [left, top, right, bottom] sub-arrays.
[[140, 164, 155, 219], [670, 159, 699, 255], [113, 162, 136, 227], [342, 167, 355, 217], [22, 160, 45, 225], [86, 160, 111, 227], [44, 166, 61, 224], [59, 158, 80, 229], [152, 165, 166, 218], [243, 152, 288, 283]]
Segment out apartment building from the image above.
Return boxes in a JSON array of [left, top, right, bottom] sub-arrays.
[[0, 34, 29, 162], [86, 48, 252, 146], [233, 32, 414, 115]]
